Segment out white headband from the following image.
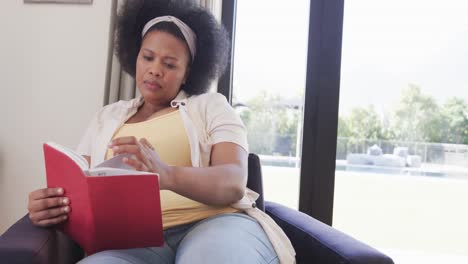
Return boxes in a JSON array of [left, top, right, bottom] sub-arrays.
[[142, 15, 197, 62]]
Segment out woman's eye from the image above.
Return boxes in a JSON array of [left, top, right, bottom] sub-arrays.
[[143, 56, 153, 61], [165, 63, 176, 69]]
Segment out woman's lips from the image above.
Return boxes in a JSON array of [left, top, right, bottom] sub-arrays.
[[144, 80, 161, 91]]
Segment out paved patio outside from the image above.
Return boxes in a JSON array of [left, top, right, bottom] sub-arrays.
[[261, 165, 468, 264]]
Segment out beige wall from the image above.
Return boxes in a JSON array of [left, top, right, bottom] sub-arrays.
[[0, 0, 113, 233]]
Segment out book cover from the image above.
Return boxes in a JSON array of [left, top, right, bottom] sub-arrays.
[[43, 143, 164, 254]]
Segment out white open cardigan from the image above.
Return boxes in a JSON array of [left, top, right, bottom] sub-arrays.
[[76, 91, 295, 263]]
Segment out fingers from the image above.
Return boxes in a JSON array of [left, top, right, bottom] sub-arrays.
[[113, 144, 153, 168], [140, 138, 155, 150], [29, 187, 63, 200], [28, 196, 69, 213], [28, 188, 70, 227], [122, 157, 150, 172], [35, 215, 68, 227], [111, 144, 140, 155], [108, 136, 138, 147], [110, 137, 155, 152], [29, 205, 70, 224], [110, 137, 155, 172]]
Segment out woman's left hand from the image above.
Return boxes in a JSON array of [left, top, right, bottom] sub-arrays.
[[108, 136, 172, 189]]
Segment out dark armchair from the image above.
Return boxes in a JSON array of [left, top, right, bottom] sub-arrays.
[[0, 154, 394, 264]]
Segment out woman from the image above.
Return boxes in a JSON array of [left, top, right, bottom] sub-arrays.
[[27, 0, 294, 263]]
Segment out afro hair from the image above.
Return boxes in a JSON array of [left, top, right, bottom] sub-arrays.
[[115, 0, 230, 95]]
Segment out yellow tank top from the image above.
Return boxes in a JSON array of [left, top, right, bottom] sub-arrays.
[[106, 110, 238, 229]]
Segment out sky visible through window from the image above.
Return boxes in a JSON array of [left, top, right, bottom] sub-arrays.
[[233, 0, 309, 103], [234, 0, 468, 115], [340, 0, 468, 115]]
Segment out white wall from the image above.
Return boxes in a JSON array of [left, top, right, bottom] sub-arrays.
[[0, 0, 113, 233]]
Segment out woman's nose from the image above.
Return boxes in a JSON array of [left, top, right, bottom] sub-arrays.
[[149, 62, 163, 77]]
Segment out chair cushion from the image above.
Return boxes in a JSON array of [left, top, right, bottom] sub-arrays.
[[265, 201, 394, 264]]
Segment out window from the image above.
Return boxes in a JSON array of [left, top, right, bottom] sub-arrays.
[[229, 0, 311, 208], [334, 1, 468, 262]]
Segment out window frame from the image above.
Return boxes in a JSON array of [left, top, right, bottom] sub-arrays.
[[219, 0, 344, 225]]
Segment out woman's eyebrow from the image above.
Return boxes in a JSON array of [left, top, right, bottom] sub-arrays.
[[163, 56, 178, 61], [142, 48, 178, 61], [142, 48, 154, 54]]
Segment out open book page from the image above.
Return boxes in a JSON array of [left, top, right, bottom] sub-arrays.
[[86, 167, 156, 176], [45, 142, 89, 171], [87, 153, 158, 177], [94, 153, 135, 170], [45, 142, 158, 177]]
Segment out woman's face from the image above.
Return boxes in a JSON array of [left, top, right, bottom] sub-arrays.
[[136, 30, 190, 106]]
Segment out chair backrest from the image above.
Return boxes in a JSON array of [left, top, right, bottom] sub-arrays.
[[247, 153, 264, 211]]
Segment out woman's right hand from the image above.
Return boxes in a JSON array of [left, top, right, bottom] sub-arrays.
[[28, 187, 70, 227]]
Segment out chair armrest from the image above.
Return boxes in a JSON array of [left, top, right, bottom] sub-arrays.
[[265, 201, 394, 264], [0, 214, 83, 264]]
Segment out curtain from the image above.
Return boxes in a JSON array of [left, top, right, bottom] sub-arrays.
[[103, 0, 223, 105]]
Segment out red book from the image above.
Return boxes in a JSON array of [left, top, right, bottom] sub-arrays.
[[43, 142, 163, 255]]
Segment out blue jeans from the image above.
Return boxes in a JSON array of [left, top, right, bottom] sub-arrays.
[[78, 213, 279, 264]]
